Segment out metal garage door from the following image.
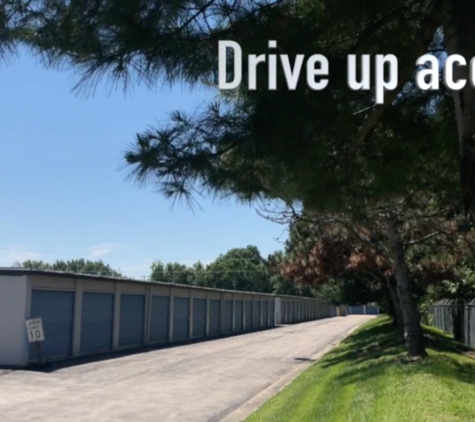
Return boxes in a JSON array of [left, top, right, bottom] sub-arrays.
[[173, 297, 190, 341], [119, 294, 145, 348], [234, 300, 243, 332], [209, 299, 221, 336], [150, 295, 169, 343], [192, 298, 206, 338], [349, 305, 364, 315], [223, 300, 233, 333], [269, 300, 275, 326], [29, 289, 75, 362], [262, 301, 268, 327], [252, 301, 261, 329], [244, 300, 252, 331], [80, 292, 114, 355]]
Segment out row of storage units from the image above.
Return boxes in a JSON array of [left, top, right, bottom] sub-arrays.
[[278, 297, 334, 324], [0, 269, 336, 367], [347, 304, 380, 315]]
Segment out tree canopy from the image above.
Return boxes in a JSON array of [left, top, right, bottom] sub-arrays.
[[4, 0, 475, 358], [20, 258, 123, 277]]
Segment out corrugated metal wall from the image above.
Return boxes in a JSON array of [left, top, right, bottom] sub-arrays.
[[80, 292, 114, 355], [25, 276, 336, 364], [29, 289, 75, 362]]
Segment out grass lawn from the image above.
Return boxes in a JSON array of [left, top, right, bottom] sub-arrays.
[[246, 316, 475, 422]]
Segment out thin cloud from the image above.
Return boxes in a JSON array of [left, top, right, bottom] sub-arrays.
[[0, 245, 42, 267], [87, 243, 124, 259]]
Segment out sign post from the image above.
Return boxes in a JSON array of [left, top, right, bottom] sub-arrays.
[[25, 318, 45, 364]]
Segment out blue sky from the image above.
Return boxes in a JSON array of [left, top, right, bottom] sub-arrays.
[[0, 49, 287, 278]]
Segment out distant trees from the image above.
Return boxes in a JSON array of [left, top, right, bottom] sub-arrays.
[[150, 261, 208, 285], [205, 246, 272, 292], [148, 245, 341, 297], [149, 246, 274, 293], [20, 259, 123, 277]]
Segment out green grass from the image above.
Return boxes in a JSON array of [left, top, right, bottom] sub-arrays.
[[246, 317, 475, 422]]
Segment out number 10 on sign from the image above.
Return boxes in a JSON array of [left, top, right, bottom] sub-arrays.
[[26, 318, 45, 342]]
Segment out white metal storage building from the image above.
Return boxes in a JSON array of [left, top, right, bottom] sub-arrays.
[[0, 268, 336, 367]]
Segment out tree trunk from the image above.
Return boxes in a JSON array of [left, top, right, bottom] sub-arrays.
[[387, 216, 427, 358], [387, 276, 403, 329], [441, 0, 475, 220]]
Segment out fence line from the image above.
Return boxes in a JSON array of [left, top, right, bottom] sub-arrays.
[[432, 300, 475, 348]]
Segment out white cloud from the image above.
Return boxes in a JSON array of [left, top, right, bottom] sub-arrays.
[[87, 242, 124, 259], [0, 245, 42, 267]]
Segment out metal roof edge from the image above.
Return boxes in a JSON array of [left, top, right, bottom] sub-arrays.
[[0, 267, 311, 299]]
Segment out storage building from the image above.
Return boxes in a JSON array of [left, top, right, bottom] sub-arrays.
[[0, 268, 335, 367]]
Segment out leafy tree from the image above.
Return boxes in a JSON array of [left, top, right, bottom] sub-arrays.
[[204, 245, 273, 292], [276, 192, 466, 355], [267, 250, 313, 296], [150, 260, 194, 284], [21, 258, 123, 277], [13, 0, 472, 358]]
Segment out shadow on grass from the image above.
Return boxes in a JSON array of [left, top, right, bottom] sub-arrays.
[[319, 317, 475, 387], [320, 319, 404, 369]]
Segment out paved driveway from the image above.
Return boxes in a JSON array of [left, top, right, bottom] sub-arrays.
[[0, 315, 374, 422]]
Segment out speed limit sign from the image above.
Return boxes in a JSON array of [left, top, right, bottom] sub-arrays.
[[25, 318, 45, 342]]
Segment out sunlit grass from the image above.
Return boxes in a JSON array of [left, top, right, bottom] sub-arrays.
[[246, 316, 475, 422]]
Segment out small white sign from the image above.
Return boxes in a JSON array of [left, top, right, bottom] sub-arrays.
[[26, 318, 45, 342]]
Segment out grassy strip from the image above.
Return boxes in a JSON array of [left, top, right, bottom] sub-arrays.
[[246, 316, 475, 422]]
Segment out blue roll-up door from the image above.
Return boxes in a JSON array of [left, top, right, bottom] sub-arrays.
[[29, 289, 75, 362], [80, 292, 114, 355], [193, 298, 206, 338], [269, 300, 275, 326], [173, 297, 190, 341], [252, 301, 261, 329], [223, 300, 233, 333], [119, 294, 145, 348], [349, 305, 364, 315], [244, 300, 252, 331], [209, 299, 221, 336], [150, 295, 169, 343], [262, 301, 268, 327], [235, 300, 243, 332], [367, 306, 379, 315]]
